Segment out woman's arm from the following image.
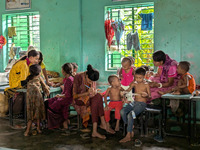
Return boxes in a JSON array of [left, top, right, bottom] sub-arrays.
[[42, 68, 52, 86]]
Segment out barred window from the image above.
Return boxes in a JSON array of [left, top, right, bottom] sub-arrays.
[[105, 3, 154, 70]]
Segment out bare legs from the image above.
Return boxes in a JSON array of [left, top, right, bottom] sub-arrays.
[[119, 132, 132, 143], [24, 119, 42, 136]]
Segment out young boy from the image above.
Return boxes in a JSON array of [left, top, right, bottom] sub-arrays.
[[104, 75, 124, 132], [159, 61, 196, 95], [119, 67, 151, 143]]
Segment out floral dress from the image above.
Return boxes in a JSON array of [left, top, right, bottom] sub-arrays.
[[26, 77, 48, 121]]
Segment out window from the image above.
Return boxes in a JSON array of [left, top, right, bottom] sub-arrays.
[[105, 3, 154, 70], [4, 12, 40, 60]]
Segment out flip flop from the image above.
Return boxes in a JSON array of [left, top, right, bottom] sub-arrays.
[[134, 139, 142, 147], [80, 133, 90, 139]]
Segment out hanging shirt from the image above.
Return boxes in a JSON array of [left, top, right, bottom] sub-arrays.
[[139, 13, 154, 30]]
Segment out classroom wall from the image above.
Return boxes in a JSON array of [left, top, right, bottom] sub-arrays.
[[0, 0, 200, 118], [0, 0, 82, 73]]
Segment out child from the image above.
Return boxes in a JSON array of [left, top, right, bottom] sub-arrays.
[[24, 64, 50, 136], [46, 63, 74, 129], [104, 75, 124, 132], [119, 67, 151, 143], [141, 65, 154, 81], [158, 61, 196, 95], [117, 57, 135, 102]]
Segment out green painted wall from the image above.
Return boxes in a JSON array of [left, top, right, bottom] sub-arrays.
[[0, 0, 82, 73], [0, 0, 200, 118]]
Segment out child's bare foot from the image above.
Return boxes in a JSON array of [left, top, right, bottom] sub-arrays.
[[92, 132, 106, 139], [119, 134, 131, 143], [100, 124, 106, 130], [63, 121, 68, 129], [106, 127, 115, 134], [37, 128, 42, 134], [24, 131, 29, 136], [158, 91, 166, 95], [115, 126, 119, 132]]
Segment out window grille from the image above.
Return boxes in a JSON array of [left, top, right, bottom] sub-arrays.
[[105, 3, 154, 70], [5, 12, 40, 59]]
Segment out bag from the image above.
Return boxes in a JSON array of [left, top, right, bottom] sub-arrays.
[[0, 93, 8, 117], [12, 92, 24, 114]]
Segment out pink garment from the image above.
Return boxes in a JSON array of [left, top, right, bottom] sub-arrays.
[[121, 67, 134, 86], [47, 76, 74, 129], [149, 65, 178, 102]]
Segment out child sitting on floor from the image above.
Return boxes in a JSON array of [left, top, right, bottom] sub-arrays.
[[119, 67, 151, 143], [159, 61, 196, 95], [104, 75, 124, 132]]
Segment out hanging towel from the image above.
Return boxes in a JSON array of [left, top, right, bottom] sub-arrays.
[[8, 26, 17, 38], [139, 13, 154, 30], [126, 31, 140, 51]]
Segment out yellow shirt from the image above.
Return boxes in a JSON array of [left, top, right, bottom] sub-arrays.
[[9, 59, 29, 88], [40, 62, 46, 70]]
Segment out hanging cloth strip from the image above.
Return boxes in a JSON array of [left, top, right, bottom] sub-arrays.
[[0, 35, 7, 49], [139, 13, 154, 30], [126, 31, 140, 51]]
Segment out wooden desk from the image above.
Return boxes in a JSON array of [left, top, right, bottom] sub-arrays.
[[161, 94, 193, 144]]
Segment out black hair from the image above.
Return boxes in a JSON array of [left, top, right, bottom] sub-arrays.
[[127, 56, 135, 64], [153, 50, 166, 64], [108, 74, 118, 84], [62, 63, 73, 77], [86, 64, 99, 81], [20, 49, 39, 60], [135, 67, 146, 76], [71, 62, 78, 70], [38, 51, 43, 65], [26, 64, 41, 82], [179, 61, 190, 72], [141, 65, 150, 71], [122, 57, 131, 65]]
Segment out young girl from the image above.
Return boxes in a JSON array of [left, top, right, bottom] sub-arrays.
[[118, 57, 135, 102], [46, 63, 74, 129], [24, 64, 50, 136]]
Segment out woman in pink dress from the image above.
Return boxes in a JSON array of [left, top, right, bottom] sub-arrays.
[[149, 50, 179, 103]]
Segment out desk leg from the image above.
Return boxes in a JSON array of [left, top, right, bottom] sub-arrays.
[[162, 98, 166, 135], [188, 100, 191, 145], [9, 97, 13, 126], [24, 93, 27, 126], [193, 101, 196, 138]]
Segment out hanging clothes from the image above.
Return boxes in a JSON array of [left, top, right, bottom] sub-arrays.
[[139, 13, 154, 30], [8, 26, 17, 38], [126, 31, 140, 51]]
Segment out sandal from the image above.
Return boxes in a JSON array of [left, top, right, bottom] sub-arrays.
[[134, 139, 142, 147]]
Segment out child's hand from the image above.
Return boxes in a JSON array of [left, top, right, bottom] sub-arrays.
[[55, 94, 63, 98], [104, 106, 109, 111], [141, 92, 148, 98]]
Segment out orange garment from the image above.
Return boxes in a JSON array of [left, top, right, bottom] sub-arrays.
[[182, 72, 196, 93]]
